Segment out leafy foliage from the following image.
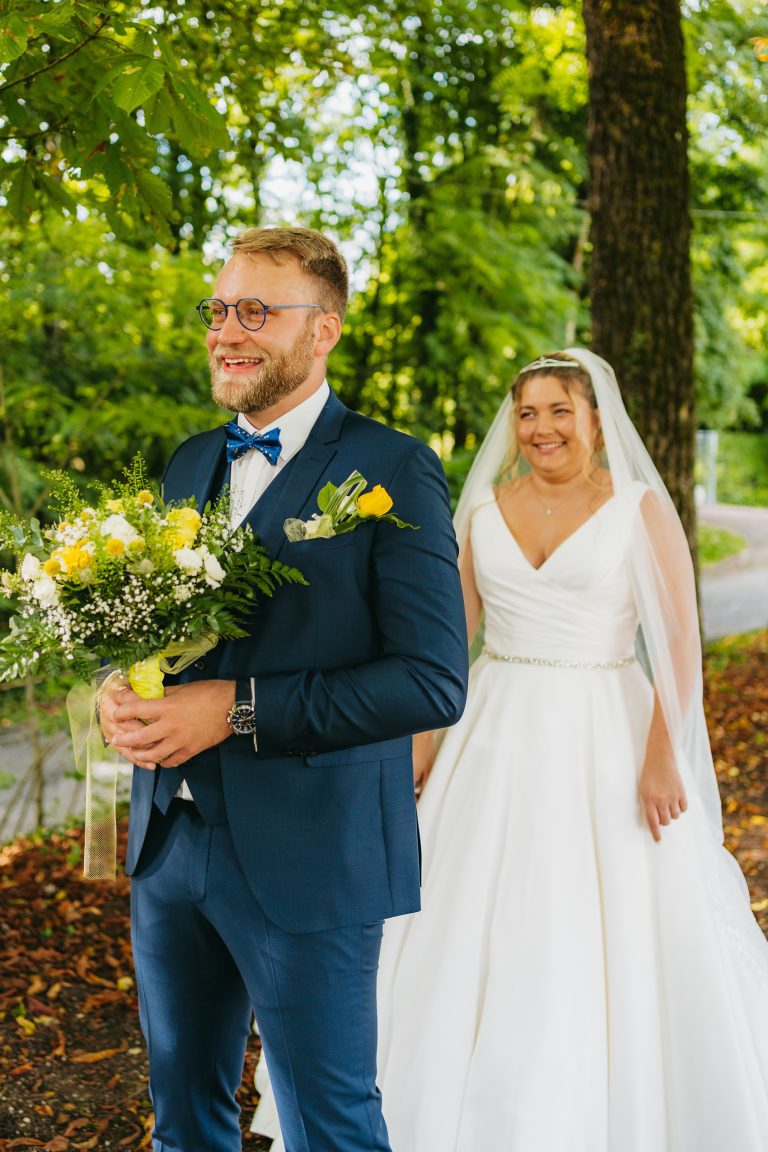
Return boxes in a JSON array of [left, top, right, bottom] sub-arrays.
[[0, 1, 766, 537]]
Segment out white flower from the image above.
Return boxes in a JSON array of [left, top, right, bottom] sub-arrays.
[[202, 551, 226, 587], [133, 558, 155, 575], [20, 553, 41, 581], [31, 574, 59, 608], [174, 547, 203, 574], [173, 585, 193, 603], [304, 514, 335, 539], [100, 514, 139, 545]]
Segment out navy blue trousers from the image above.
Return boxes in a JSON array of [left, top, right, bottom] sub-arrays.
[[131, 801, 392, 1152]]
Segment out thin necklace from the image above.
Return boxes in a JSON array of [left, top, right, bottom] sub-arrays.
[[527, 475, 589, 517]]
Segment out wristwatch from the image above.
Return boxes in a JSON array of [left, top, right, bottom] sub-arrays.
[[226, 678, 257, 736]]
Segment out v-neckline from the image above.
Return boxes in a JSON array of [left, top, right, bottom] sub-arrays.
[[492, 492, 617, 573]]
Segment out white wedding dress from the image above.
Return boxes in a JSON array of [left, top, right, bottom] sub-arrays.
[[252, 483, 768, 1152]]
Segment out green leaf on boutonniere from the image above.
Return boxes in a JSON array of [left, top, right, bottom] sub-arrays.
[[317, 482, 335, 512]]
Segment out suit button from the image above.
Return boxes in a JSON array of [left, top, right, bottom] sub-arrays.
[[193, 660, 206, 670]]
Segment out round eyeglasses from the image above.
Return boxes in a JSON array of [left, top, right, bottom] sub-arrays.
[[196, 298, 324, 332]]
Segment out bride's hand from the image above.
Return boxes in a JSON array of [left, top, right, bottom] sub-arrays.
[[413, 731, 437, 799], [639, 752, 688, 843]]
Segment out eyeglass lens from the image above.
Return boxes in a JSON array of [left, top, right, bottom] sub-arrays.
[[198, 299, 267, 331]]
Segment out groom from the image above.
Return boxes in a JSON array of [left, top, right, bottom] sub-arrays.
[[103, 226, 468, 1152]]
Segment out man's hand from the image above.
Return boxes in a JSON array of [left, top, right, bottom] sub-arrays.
[[107, 680, 237, 770]]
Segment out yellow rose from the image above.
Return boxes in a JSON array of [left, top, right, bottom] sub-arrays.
[[166, 527, 196, 549], [106, 498, 124, 513], [129, 655, 165, 699], [167, 507, 201, 528], [136, 490, 154, 506], [166, 508, 201, 547], [55, 545, 90, 575], [357, 485, 394, 518], [106, 538, 126, 557]]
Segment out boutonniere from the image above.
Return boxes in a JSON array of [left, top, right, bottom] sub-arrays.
[[283, 470, 418, 541]]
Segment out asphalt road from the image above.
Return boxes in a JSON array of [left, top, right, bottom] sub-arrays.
[[699, 503, 768, 641]]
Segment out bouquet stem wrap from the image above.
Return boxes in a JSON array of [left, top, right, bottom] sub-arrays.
[[70, 634, 217, 880]]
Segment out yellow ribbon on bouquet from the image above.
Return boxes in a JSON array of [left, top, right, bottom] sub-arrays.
[[69, 633, 219, 880]]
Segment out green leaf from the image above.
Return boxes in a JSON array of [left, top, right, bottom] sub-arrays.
[[0, 13, 31, 64], [316, 481, 335, 512], [169, 76, 229, 154], [135, 169, 173, 217], [5, 165, 36, 223], [143, 82, 174, 136], [112, 59, 165, 113], [100, 146, 132, 198], [37, 172, 77, 212]]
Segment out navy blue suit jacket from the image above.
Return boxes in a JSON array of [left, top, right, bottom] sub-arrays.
[[125, 391, 468, 933]]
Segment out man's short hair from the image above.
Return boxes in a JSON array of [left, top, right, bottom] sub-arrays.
[[232, 226, 349, 320]]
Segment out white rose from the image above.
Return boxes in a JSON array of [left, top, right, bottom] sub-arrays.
[[173, 585, 193, 603], [20, 553, 41, 581], [303, 514, 335, 539], [174, 547, 203, 574], [32, 574, 59, 608], [202, 551, 226, 587], [100, 514, 139, 545]]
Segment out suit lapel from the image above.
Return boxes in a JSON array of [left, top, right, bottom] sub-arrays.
[[241, 390, 348, 560], [191, 429, 229, 511]]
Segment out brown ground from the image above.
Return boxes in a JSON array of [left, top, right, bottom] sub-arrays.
[[0, 634, 766, 1150]]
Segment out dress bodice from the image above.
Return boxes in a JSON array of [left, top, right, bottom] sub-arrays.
[[470, 484, 646, 665]]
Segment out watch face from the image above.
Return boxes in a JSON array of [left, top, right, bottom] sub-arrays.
[[228, 703, 257, 735]]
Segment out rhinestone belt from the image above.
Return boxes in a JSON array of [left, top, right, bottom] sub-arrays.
[[482, 646, 635, 671]]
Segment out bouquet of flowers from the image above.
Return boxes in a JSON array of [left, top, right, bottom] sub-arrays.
[[0, 456, 306, 693], [0, 457, 306, 879]]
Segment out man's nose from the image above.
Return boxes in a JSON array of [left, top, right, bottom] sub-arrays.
[[217, 304, 249, 341]]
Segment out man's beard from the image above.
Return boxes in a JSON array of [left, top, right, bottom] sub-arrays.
[[210, 322, 316, 416]]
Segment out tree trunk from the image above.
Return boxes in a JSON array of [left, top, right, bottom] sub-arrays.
[[582, 0, 696, 554]]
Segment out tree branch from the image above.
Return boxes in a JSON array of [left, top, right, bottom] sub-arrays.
[[1, 15, 113, 94]]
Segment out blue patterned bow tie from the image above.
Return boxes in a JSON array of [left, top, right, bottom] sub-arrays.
[[224, 420, 282, 465]]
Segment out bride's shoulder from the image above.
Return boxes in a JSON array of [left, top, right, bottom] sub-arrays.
[[468, 482, 502, 514], [492, 476, 527, 506]]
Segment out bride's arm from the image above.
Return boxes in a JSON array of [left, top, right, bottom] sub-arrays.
[[413, 540, 482, 794], [639, 691, 688, 842]]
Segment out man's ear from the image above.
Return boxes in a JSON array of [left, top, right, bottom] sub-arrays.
[[313, 311, 343, 358]]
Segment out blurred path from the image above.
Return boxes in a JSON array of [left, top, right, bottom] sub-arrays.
[[699, 503, 768, 641]]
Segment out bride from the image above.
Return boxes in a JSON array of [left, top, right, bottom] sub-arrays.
[[252, 349, 768, 1151]]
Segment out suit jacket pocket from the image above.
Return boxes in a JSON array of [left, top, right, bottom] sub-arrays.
[[286, 532, 361, 554]]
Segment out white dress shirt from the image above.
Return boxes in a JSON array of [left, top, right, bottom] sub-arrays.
[[229, 380, 330, 527], [177, 380, 330, 800]]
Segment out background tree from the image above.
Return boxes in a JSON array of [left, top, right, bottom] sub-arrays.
[[582, 0, 696, 546]]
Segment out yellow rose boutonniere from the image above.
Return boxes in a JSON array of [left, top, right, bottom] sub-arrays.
[[357, 485, 394, 518], [284, 471, 417, 542]]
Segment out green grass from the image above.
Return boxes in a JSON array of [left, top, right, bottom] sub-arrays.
[[698, 523, 747, 567]]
